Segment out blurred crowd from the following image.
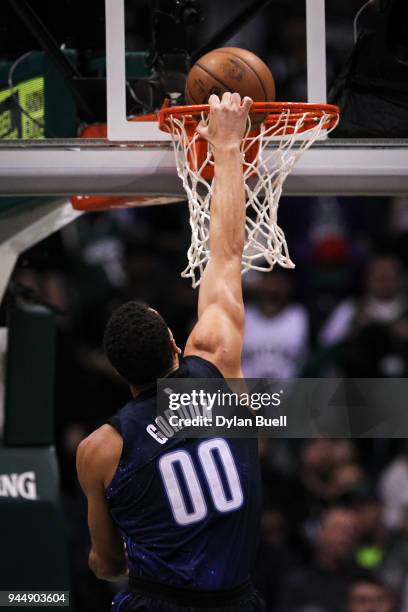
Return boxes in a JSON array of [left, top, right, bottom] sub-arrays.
[[7, 192, 408, 611]]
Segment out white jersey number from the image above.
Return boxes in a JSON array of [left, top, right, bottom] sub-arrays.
[[158, 438, 243, 526]]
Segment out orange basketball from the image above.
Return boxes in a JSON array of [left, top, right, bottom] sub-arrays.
[[185, 47, 275, 128]]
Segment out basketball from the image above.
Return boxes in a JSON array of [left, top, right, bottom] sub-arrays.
[[185, 47, 276, 127]]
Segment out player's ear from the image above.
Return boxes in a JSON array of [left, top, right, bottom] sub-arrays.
[[169, 329, 182, 355], [172, 339, 182, 356]]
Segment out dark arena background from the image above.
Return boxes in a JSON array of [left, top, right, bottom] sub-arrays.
[[1, 1, 408, 611]]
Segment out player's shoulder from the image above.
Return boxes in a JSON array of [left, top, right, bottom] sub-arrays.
[[77, 425, 123, 479], [179, 354, 223, 378]]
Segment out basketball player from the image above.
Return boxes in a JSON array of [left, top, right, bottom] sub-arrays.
[[76, 92, 264, 611]]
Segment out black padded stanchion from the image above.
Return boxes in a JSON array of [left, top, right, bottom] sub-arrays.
[[0, 302, 72, 610]]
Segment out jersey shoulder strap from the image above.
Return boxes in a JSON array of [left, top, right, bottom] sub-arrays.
[[173, 355, 223, 379]]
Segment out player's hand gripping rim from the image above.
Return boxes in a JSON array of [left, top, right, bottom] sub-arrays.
[[197, 92, 253, 150]]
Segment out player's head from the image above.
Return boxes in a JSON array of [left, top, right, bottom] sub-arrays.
[[103, 301, 181, 389], [348, 574, 394, 612]]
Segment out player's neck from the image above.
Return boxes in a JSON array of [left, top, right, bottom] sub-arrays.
[[130, 357, 180, 398]]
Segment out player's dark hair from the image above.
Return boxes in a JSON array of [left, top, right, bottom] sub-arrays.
[[103, 301, 174, 386]]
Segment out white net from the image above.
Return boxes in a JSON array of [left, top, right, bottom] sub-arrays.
[[166, 107, 339, 287]]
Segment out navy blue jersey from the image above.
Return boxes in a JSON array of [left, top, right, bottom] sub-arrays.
[[106, 356, 261, 590]]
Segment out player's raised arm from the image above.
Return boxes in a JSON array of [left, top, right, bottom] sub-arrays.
[[184, 92, 252, 378]]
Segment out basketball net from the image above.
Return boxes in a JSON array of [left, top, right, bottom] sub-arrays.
[[161, 104, 339, 287]]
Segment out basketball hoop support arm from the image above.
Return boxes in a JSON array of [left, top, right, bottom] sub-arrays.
[[0, 199, 82, 305]]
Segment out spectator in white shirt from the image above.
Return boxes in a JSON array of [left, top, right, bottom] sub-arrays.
[[320, 254, 407, 347], [380, 442, 408, 531], [242, 270, 309, 378], [318, 254, 408, 377]]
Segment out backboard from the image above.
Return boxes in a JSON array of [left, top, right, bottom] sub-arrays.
[[0, 0, 407, 197], [105, 0, 328, 141], [102, 0, 408, 195]]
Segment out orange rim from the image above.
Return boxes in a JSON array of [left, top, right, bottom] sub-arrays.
[[159, 102, 340, 134]]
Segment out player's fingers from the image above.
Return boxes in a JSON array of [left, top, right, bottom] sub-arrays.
[[231, 92, 241, 108], [196, 121, 207, 134], [241, 96, 253, 113], [221, 91, 232, 105], [208, 94, 220, 108], [196, 120, 209, 139]]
